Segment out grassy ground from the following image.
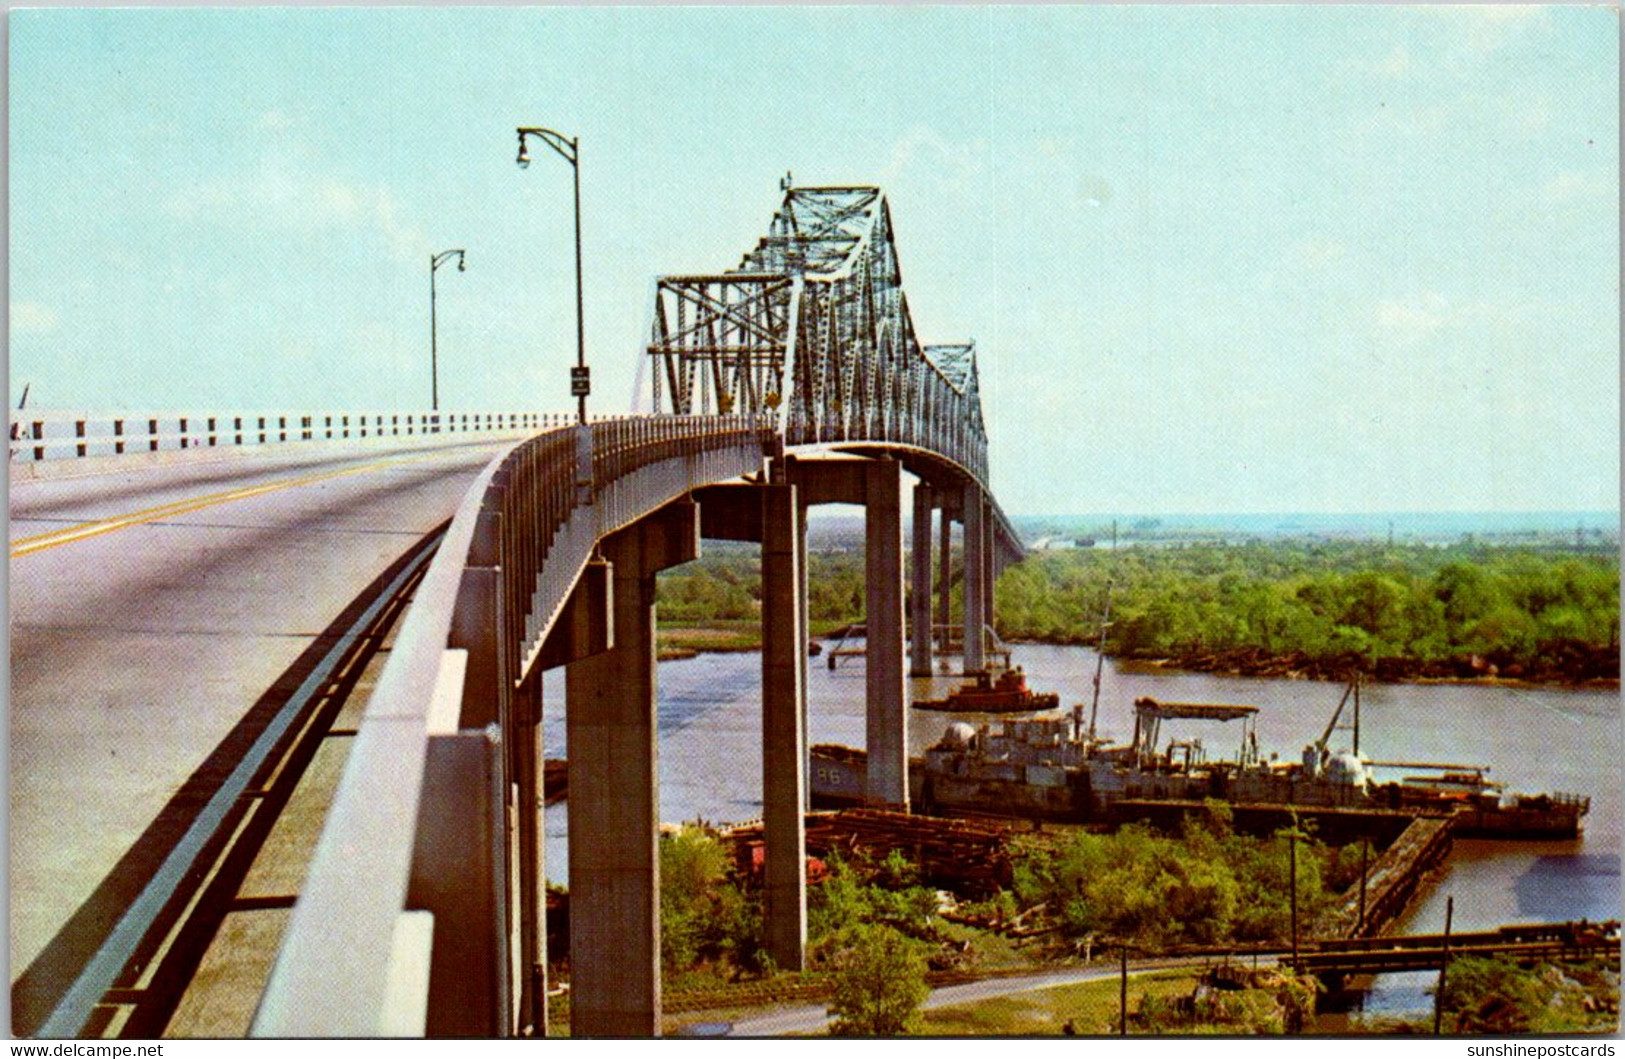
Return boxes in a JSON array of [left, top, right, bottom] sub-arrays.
[[657, 621, 763, 658], [919, 969, 1196, 1036], [656, 619, 858, 659]]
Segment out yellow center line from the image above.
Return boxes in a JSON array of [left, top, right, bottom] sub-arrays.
[[10, 453, 447, 559]]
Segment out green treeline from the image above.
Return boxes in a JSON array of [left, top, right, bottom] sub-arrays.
[[998, 809, 1354, 949], [657, 540, 1619, 683], [995, 541, 1619, 682], [657, 551, 868, 626], [655, 811, 1352, 987]]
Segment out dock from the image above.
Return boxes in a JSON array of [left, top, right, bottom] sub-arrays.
[[822, 623, 1012, 671], [1109, 797, 1432, 846], [1316, 816, 1454, 939], [1292, 920, 1619, 979]]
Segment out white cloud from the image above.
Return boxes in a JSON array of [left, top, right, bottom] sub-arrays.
[[1515, 98, 1553, 134], [1076, 174, 1113, 210], [1378, 44, 1412, 79], [1289, 238, 1347, 270], [1375, 290, 1451, 341], [164, 167, 431, 261], [1359, 102, 1451, 139], [1543, 170, 1610, 206], [1371, 291, 1549, 353], [11, 301, 59, 335], [1353, 9, 1552, 88], [1422, 4, 1552, 58], [880, 126, 985, 191]]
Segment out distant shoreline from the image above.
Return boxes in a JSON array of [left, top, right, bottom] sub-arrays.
[[655, 622, 1618, 689]]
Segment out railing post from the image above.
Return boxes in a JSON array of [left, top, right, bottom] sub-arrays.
[[407, 723, 509, 1037], [428, 474, 514, 1035], [574, 422, 594, 507]]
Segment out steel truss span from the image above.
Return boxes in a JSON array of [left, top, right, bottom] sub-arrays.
[[647, 186, 989, 487], [253, 182, 1024, 1039]]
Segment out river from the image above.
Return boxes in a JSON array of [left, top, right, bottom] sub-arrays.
[[541, 642, 1619, 1013]]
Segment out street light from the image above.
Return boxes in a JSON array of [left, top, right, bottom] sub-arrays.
[[429, 249, 467, 411], [515, 125, 588, 424]]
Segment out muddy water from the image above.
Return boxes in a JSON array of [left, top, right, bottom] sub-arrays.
[[542, 641, 1619, 1010]]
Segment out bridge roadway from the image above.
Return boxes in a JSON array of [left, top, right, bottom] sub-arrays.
[[15, 182, 1028, 1039], [8, 435, 528, 1030]]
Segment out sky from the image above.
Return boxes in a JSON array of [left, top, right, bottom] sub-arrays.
[[8, 6, 1619, 516]]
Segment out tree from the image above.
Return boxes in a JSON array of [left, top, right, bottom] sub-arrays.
[[658, 828, 763, 976], [1435, 956, 1546, 1033], [827, 924, 930, 1036]]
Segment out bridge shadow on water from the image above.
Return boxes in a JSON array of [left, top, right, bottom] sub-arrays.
[[1515, 854, 1620, 921]]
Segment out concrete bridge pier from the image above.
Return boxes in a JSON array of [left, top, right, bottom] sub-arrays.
[[797, 498, 811, 813], [691, 473, 811, 970], [564, 501, 700, 1037], [936, 501, 953, 654], [760, 480, 806, 969], [513, 675, 547, 1036], [909, 483, 935, 677], [963, 482, 986, 673], [865, 459, 908, 809], [775, 455, 908, 809], [982, 495, 998, 641]]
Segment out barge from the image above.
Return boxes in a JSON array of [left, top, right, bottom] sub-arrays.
[[812, 679, 1588, 840]]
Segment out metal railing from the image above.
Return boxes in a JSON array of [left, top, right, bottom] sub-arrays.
[[255, 414, 778, 1037], [8, 409, 568, 463]]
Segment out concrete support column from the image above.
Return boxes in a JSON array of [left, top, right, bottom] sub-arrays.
[[513, 676, 547, 1037], [761, 482, 807, 970], [796, 501, 811, 813], [565, 530, 661, 1037], [936, 508, 952, 655], [909, 483, 934, 677], [865, 460, 908, 809], [963, 483, 986, 674], [982, 496, 997, 639]]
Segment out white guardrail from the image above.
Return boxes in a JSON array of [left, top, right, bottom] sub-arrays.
[[253, 416, 780, 1037], [6, 410, 573, 463]]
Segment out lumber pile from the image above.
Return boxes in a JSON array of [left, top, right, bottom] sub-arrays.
[[723, 808, 1022, 896]]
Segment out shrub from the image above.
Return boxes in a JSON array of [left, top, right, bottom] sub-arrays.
[[827, 924, 931, 1036]]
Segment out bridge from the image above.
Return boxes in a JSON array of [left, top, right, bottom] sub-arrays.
[[9, 184, 1024, 1038]]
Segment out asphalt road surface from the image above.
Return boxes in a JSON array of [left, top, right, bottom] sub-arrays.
[[8, 438, 518, 1011], [721, 963, 1163, 1037]]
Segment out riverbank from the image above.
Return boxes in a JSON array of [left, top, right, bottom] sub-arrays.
[[654, 620, 1617, 688], [657, 624, 761, 661], [657, 619, 852, 662], [1113, 644, 1618, 688]]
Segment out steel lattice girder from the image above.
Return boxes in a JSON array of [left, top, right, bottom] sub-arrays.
[[646, 184, 991, 486]]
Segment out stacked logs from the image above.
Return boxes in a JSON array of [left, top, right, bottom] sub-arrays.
[[723, 808, 1024, 896]]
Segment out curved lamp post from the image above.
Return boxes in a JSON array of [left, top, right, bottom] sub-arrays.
[[515, 126, 588, 424], [430, 249, 467, 411]]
